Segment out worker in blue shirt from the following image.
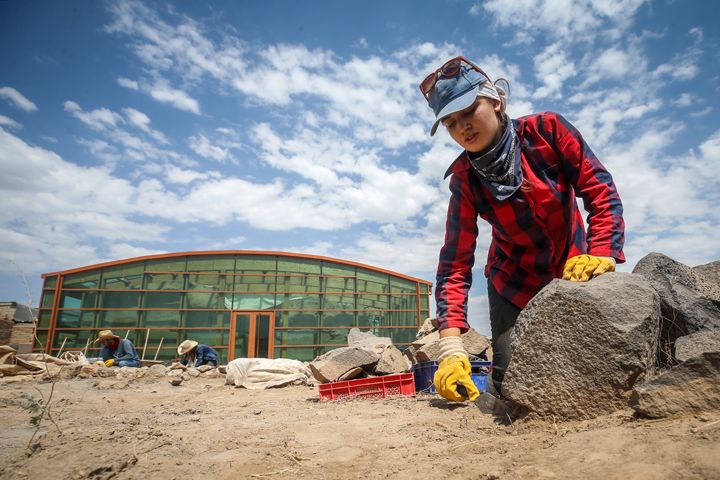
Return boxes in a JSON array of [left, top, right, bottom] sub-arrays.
[[97, 330, 140, 367], [177, 340, 219, 367]]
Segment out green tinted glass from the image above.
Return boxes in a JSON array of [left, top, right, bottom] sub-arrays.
[[186, 272, 232, 291], [184, 311, 228, 328], [420, 294, 429, 310], [322, 294, 355, 310], [35, 331, 48, 351], [227, 293, 277, 310], [57, 311, 81, 328], [274, 310, 319, 328], [63, 271, 101, 289], [40, 291, 55, 308], [276, 293, 319, 310], [387, 310, 417, 326], [321, 311, 354, 327], [144, 291, 182, 309], [233, 274, 274, 293], [184, 291, 228, 309], [143, 310, 181, 327], [357, 294, 389, 310], [99, 310, 138, 328], [102, 265, 144, 289], [235, 255, 276, 273], [390, 278, 416, 294], [61, 291, 96, 309], [38, 310, 52, 329], [145, 257, 187, 272], [101, 291, 140, 308], [320, 328, 351, 345], [274, 329, 317, 346], [186, 256, 235, 272], [383, 327, 417, 345], [273, 346, 315, 362], [321, 263, 355, 276], [357, 311, 386, 328], [357, 270, 389, 293], [277, 257, 321, 274], [275, 275, 321, 293], [43, 276, 58, 289], [323, 276, 355, 293], [144, 273, 185, 290]]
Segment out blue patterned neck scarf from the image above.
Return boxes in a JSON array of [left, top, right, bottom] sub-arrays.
[[467, 118, 522, 201]]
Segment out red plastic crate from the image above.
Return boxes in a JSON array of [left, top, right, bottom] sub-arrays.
[[318, 373, 416, 401]]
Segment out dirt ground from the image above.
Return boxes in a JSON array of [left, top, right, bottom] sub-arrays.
[[0, 374, 719, 480]]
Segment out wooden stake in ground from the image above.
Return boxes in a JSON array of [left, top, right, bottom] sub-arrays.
[[125, 330, 130, 339], [82, 338, 90, 356], [153, 337, 164, 361], [141, 328, 150, 361], [56, 337, 68, 357]]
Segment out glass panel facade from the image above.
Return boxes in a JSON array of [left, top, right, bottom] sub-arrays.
[[40, 253, 431, 360], [63, 271, 100, 289]]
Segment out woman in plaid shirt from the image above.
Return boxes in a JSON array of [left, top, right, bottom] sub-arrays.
[[420, 57, 625, 403]]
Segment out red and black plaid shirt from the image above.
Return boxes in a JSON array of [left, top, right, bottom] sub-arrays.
[[436, 112, 625, 332]]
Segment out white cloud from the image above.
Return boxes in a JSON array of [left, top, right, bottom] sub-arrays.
[[483, 0, 648, 42], [122, 107, 168, 143], [533, 43, 577, 98], [148, 81, 200, 114], [117, 77, 139, 90], [163, 164, 220, 184], [672, 93, 693, 107], [64, 100, 124, 131], [0, 115, 22, 130], [0, 86, 38, 112], [188, 134, 230, 162]]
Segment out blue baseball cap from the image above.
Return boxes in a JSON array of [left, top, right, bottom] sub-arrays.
[[427, 62, 489, 136]]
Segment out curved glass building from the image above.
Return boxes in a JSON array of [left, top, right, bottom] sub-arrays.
[[37, 251, 431, 363]]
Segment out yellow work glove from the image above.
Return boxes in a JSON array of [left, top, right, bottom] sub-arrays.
[[434, 354, 480, 402], [562, 254, 615, 282], [104, 359, 115, 367]]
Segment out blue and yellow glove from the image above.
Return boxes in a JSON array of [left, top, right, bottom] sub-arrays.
[[433, 336, 480, 402], [562, 254, 615, 282]]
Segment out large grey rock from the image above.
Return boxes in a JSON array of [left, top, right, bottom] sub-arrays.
[[693, 260, 720, 286], [309, 346, 380, 383], [347, 328, 392, 354], [502, 273, 660, 419], [374, 345, 411, 375], [675, 330, 720, 362], [630, 352, 720, 418], [633, 253, 720, 365], [411, 330, 439, 348]]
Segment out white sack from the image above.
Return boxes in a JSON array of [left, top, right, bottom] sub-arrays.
[[225, 357, 313, 389]]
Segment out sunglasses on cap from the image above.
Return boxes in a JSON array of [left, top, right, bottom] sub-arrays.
[[419, 56, 490, 99]]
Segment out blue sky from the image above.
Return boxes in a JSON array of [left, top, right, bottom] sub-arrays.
[[1, 0, 719, 335]]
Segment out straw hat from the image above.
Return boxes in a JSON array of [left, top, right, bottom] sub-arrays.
[[177, 339, 199, 355], [95, 330, 118, 342]]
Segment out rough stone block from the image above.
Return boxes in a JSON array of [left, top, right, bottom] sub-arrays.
[[187, 368, 200, 377], [462, 329, 492, 359], [502, 273, 660, 419], [309, 346, 379, 383], [631, 352, 720, 418], [147, 364, 167, 377], [411, 330, 439, 348], [675, 330, 720, 362], [374, 345, 411, 375], [633, 253, 720, 364], [96, 367, 116, 378], [347, 328, 392, 354]]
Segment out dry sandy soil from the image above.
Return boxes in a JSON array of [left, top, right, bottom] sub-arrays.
[[0, 373, 719, 480]]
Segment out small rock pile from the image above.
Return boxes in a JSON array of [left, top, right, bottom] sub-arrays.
[[308, 325, 493, 384]]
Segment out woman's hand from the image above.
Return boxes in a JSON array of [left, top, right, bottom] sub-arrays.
[[562, 254, 616, 282]]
